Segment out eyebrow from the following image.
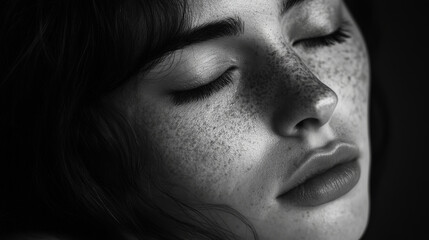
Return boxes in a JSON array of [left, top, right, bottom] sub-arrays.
[[175, 16, 244, 49], [147, 2, 302, 69], [280, 0, 307, 15]]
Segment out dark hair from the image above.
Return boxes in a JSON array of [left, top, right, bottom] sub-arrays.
[[0, 0, 257, 239]]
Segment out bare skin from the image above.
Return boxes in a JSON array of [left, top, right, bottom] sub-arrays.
[[114, 0, 371, 239]]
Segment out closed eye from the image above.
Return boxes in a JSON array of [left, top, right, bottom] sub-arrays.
[[293, 23, 351, 48], [170, 66, 237, 105]]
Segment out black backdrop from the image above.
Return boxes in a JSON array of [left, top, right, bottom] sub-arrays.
[[346, 0, 429, 239]]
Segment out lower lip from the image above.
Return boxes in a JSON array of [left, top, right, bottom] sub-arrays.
[[279, 160, 361, 207]]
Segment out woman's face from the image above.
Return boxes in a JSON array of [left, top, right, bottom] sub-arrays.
[[116, 0, 370, 239]]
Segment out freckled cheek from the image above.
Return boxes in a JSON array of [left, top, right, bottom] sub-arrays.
[[141, 104, 265, 201], [336, 45, 370, 125]]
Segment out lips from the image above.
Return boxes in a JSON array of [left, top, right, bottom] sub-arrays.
[[277, 141, 361, 207]]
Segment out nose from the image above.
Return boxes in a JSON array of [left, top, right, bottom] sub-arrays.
[[272, 65, 338, 137]]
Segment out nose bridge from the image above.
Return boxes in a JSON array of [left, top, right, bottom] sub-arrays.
[[271, 51, 338, 137]]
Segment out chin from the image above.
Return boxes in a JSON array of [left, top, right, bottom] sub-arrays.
[[306, 178, 370, 240]]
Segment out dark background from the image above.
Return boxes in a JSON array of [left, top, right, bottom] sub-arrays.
[[346, 1, 429, 239]]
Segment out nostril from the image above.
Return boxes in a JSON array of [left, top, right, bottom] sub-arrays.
[[272, 78, 338, 138], [295, 118, 321, 130]]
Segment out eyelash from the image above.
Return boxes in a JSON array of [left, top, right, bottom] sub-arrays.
[[171, 67, 236, 105], [171, 24, 351, 105], [294, 25, 351, 48]]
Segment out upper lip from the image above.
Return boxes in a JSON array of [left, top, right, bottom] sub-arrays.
[[276, 140, 360, 198]]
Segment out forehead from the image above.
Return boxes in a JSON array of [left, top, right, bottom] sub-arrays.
[[189, 0, 282, 25], [187, 0, 334, 30]]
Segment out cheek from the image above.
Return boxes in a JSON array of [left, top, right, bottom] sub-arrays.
[[135, 94, 270, 202]]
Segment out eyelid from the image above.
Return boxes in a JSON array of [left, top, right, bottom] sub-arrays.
[[292, 21, 351, 48], [170, 66, 237, 105]]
